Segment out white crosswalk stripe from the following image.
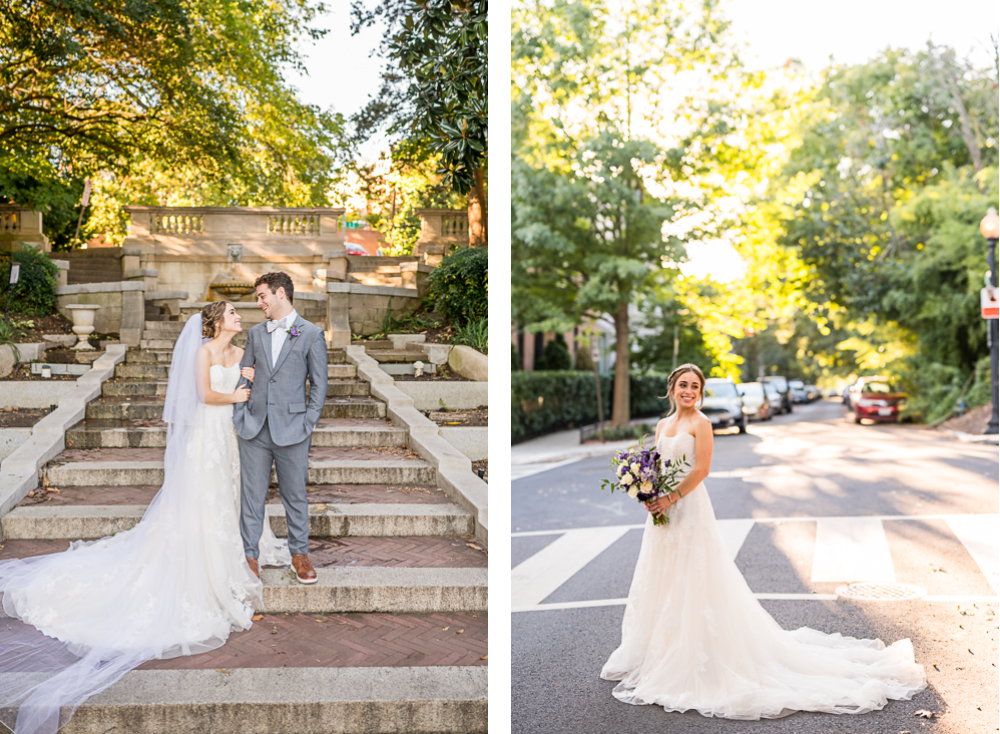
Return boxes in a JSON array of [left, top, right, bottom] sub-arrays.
[[511, 526, 631, 608], [512, 514, 1000, 612], [945, 514, 1000, 595], [811, 518, 895, 583]]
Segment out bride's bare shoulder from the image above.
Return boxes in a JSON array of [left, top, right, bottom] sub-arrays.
[[692, 411, 712, 430]]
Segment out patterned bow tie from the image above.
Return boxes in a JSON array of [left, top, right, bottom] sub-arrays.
[[265, 318, 287, 333]]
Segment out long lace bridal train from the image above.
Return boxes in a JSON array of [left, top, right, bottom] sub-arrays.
[[0, 316, 289, 734], [601, 432, 926, 720]]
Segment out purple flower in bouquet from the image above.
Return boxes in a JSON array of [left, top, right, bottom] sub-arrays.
[[601, 437, 690, 526]]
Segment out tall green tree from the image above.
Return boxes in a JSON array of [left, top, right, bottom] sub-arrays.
[[1, 0, 344, 245], [513, 132, 680, 425], [512, 0, 739, 424], [351, 0, 488, 245]]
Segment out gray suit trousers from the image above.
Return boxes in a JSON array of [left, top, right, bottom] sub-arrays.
[[239, 419, 311, 558]]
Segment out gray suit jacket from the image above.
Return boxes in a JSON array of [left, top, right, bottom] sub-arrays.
[[233, 316, 328, 446]]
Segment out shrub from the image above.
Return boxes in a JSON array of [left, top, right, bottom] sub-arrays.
[[454, 317, 488, 353], [511, 370, 672, 442], [0, 247, 60, 316], [512, 342, 521, 371], [534, 333, 572, 370], [427, 246, 487, 327]]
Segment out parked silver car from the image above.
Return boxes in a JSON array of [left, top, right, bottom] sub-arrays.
[[702, 378, 748, 433], [736, 381, 773, 421]]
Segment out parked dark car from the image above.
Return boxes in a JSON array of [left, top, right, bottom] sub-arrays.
[[848, 378, 907, 424], [736, 382, 772, 421], [703, 378, 748, 433], [762, 376, 793, 414]]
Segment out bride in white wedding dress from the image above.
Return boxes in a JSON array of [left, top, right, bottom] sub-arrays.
[[601, 364, 926, 719], [0, 303, 289, 734]]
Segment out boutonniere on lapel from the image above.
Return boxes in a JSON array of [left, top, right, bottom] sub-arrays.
[[286, 323, 304, 338]]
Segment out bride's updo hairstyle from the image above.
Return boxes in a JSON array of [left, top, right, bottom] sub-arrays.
[[660, 363, 707, 415], [201, 302, 228, 339]]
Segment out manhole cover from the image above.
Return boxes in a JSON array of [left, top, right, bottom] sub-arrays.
[[835, 582, 926, 601]]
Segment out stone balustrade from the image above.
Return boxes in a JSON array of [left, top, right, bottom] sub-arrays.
[[0, 206, 50, 252], [413, 208, 469, 265], [123, 206, 348, 302]]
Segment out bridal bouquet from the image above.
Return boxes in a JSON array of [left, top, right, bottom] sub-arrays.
[[600, 439, 690, 526]]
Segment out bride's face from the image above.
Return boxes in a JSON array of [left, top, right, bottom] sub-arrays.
[[220, 303, 242, 334], [673, 372, 702, 410]]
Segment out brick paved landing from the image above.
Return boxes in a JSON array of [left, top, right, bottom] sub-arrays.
[[0, 536, 487, 568], [0, 612, 487, 670], [51, 445, 422, 463], [18, 484, 455, 508]]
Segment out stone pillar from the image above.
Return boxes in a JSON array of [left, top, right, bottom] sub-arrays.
[[399, 262, 434, 299], [326, 284, 352, 349], [120, 284, 146, 347]]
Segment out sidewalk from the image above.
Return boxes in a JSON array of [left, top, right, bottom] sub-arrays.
[[511, 427, 641, 466]]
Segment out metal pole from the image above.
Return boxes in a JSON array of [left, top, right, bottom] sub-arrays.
[[988, 236, 999, 434]]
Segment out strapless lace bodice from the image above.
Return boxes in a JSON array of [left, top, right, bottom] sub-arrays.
[[656, 432, 695, 481], [210, 363, 241, 394]]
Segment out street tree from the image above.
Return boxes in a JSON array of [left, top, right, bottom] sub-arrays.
[[513, 131, 680, 426]]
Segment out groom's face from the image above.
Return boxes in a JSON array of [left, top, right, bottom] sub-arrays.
[[256, 284, 282, 319]]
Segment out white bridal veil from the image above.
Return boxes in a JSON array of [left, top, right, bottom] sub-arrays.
[[0, 314, 260, 734]]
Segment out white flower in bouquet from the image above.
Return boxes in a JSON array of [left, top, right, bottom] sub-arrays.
[[641, 481, 653, 494], [621, 472, 634, 485], [627, 484, 640, 499], [630, 462, 640, 473]]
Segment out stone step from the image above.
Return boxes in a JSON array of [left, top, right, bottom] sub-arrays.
[[0, 538, 486, 613], [368, 350, 432, 364], [2, 666, 487, 734], [65, 420, 407, 449], [125, 349, 175, 365], [143, 321, 185, 332], [139, 338, 177, 349], [44, 459, 435, 487], [3, 503, 474, 539], [103, 379, 169, 397], [83, 397, 386, 421], [118, 361, 358, 380], [327, 380, 369, 397]]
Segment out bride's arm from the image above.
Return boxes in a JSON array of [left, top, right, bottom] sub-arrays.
[[197, 346, 250, 405]]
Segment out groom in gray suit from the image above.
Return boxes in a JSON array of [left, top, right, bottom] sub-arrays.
[[233, 272, 328, 584]]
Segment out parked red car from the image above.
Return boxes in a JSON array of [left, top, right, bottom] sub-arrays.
[[849, 379, 907, 423]]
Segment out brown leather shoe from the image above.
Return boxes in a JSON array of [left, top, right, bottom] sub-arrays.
[[246, 556, 260, 579], [291, 553, 318, 585]]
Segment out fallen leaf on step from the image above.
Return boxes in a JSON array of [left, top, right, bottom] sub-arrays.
[[913, 710, 936, 719], [480, 655, 488, 660], [46, 487, 60, 493], [442, 627, 449, 631], [270, 627, 278, 635], [216, 669, 231, 675], [457, 629, 464, 634], [251, 614, 263, 621]]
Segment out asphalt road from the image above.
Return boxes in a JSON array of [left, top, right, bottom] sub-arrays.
[[511, 400, 999, 734]]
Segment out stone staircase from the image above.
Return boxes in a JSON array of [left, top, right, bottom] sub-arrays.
[[0, 331, 487, 732]]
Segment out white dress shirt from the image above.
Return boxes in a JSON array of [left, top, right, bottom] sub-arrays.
[[269, 309, 299, 368]]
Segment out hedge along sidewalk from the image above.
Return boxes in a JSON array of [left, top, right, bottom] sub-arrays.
[[0, 345, 128, 517], [345, 346, 489, 547]]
